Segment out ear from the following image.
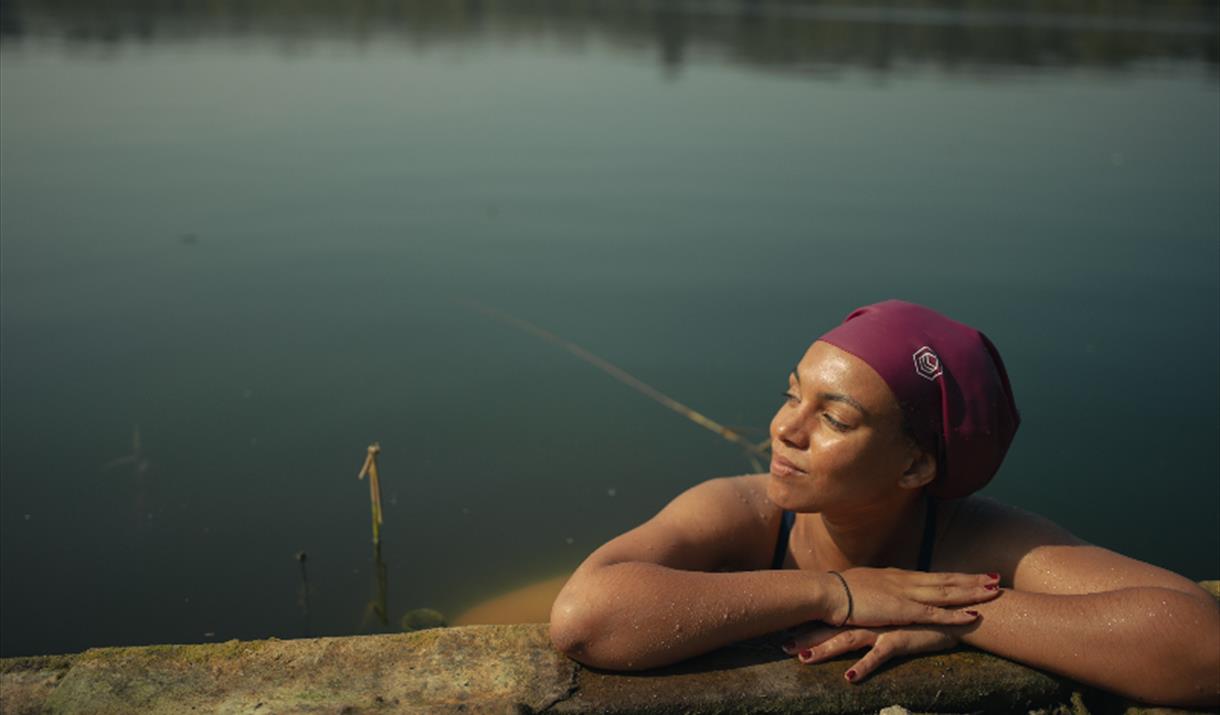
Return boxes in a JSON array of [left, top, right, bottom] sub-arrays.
[[897, 447, 937, 491]]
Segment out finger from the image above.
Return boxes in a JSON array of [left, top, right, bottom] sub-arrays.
[[906, 603, 982, 626], [797, 629, 876, 664], [782, 626, 840, 655], [909, 582, 1002, 607], [844, 638, 902, 683], [917, 571, 1002, 589]]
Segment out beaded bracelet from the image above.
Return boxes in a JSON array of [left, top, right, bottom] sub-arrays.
[[827, 570, 853, 627]]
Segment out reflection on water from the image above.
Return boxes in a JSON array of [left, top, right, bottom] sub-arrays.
[[1, 0, 1217, 659], [295, 550, 311, 636], [362, 544, 389, 630], [2, 0, 1217, 75]]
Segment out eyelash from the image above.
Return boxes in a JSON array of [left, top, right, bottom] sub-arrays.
[[823, 414, 849, 431], [782, 391, 849, 431]]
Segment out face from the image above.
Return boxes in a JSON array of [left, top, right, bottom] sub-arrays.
[[767, 340, 925, 513]]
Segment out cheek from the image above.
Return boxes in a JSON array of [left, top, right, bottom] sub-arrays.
[[809, 431, 902, 489], [809, 430, 858, 469], [815, 432, 908, 487]]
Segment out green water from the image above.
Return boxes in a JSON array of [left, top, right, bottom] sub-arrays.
[[1, 1, 1218, 657]]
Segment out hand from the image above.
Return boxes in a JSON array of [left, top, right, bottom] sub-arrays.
[[782, 624, 962, 683], [822, 567, 1000, 627]]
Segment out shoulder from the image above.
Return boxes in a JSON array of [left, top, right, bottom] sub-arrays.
[[934, 496, 1081, 572], [936, 495, 1207, 597], [584, 474, 783, 573]]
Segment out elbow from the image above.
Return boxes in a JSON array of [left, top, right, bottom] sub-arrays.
[[549, 587, 604, 664], [1123, 674, 1220, 710], [548, 595, 590, 661], [1158, 647, 1220, 708], [1122, 628, 1220, 708], [549, 586, 640, 670]]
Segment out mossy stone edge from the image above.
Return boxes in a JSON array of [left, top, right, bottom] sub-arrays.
[[1, 581, 1215, 715]]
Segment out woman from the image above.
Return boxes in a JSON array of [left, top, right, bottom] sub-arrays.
[[549, 300, 1219, 708]]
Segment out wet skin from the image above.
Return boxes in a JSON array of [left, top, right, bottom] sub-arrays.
[[550, 341, 1220, 706]]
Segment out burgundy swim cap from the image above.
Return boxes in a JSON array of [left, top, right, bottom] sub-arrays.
[[817, 300, 1020, 498]]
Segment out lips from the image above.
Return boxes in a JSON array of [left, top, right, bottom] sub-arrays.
[[770, 453, 806, 478]]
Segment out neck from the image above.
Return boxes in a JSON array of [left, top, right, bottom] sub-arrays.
[[798, 491, 927, 571]]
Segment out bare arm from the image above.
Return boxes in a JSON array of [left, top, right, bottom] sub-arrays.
[[550, 476, 993, 670], [960, 585, 1218, 706], [950, 499, 1219, 707], [550, 476, 830, 669], [551, 561, 834, 669]]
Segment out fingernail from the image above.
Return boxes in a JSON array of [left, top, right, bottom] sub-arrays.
[[985, 584, 999, 591], [781, 640, 796, 653], [845, 669, 857, 682], [987, 572, 1000, 580], [799, 649, 813, 660], [965, 609, 979, 616]]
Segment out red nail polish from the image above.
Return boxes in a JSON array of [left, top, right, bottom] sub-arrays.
[[985, 584, 999, 591], [799, 649, 813, 660], [845, 669, 857, 682], [987, 572, 1000, 580], [966, 609, 979, 616]]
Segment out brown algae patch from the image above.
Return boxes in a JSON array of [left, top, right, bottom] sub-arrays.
[[0, 654, 76, 674], [75, 638, 270, 669]]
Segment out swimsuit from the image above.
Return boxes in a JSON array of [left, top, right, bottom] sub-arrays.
[[770, 498, 938, 571]]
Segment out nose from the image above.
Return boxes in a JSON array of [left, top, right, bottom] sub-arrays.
[[772, 407, 808, 450]]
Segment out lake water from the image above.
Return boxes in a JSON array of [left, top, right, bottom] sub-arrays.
[[1, 1, 1217, 658]]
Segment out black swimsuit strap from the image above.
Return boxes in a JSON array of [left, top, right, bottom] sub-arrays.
[[771, 510, 795, 570], [772, 497, 937, 572], [917, 497, 938, 572]]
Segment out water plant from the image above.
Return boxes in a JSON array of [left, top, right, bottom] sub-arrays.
[[356, 442, 384, 545], [466, 301, 771, 470]]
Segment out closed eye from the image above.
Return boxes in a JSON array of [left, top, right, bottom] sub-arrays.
[[823, 413, 849, 431]]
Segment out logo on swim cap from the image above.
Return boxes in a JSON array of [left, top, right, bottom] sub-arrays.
[[913, 346, 943, 381]]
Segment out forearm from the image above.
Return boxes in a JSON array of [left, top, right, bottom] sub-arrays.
[[550, 563, 830, 670], [960, 587, 1220, 707]]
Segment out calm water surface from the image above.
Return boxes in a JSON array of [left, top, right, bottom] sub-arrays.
[[1, 2, 1218, 657]]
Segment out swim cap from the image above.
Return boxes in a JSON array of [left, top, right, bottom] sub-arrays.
[[817, 300, 1020, 498]]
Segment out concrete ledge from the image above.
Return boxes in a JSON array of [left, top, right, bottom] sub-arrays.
[[3, 582, 1216, 715]]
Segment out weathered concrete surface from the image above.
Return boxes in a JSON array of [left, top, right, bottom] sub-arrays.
[[1, 627, 1071, 715], [2, 626, 575, 715], [2, 581, 1216, 715], [553, 638, 1076, 715]]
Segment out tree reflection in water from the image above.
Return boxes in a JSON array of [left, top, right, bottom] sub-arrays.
[[1, 0, 1216, 77]]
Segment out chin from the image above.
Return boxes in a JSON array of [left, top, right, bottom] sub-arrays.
[[766, 472, 821, 513]]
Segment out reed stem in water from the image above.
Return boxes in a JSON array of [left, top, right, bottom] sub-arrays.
[[465, 301, 770, 460], [357, 442, 384, 545]]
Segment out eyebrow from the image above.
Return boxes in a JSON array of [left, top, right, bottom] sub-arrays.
[[789, 369, 871, 418]]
